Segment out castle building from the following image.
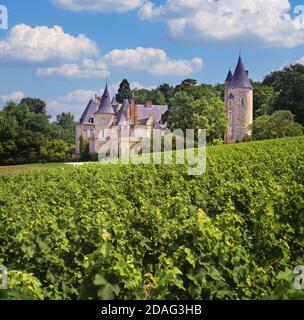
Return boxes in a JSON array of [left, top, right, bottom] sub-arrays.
[[76, 84, 168, 157], [224, 55, 253, 144]]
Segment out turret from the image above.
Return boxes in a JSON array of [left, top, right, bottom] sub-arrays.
[[224, 55, 253, 144]]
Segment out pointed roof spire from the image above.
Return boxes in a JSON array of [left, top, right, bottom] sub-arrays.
[[111, 95, 118, 105], [95, 83, 114, 114], [225, 69, 233, 82], [79, 99, 98, 123], [230, 54, 252, 89], [115, 99, 129, 125]]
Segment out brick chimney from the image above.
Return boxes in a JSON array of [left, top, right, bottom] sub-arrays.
[[145, 100, 153, 108], [128, 99, 138, 125]]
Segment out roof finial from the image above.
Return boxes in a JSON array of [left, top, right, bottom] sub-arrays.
[[239, 49, 242, 59]]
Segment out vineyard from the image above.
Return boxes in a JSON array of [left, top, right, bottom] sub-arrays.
[[0, 136, 304, 300]]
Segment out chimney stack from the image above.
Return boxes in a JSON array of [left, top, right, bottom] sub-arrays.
[[128, 99, 138, 125]]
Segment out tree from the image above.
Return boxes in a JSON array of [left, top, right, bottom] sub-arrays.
[[262, 64, 304, 125], [21, 98, 47, 114], [252, 82, 276, 117], [0, 100, 76, 165], [134, 88, 166, 105], [158, 83, 175, 102], [40, 140, 74, 162], [116, 79, 132, 103], [79, 135, 90, 161], [165, 87, 227, 143], [251, 110, 303, 141], [56, 112, 75, 129], [174, 79, 198, 95]]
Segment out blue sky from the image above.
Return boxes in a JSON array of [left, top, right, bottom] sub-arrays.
[[0, 0, 303, 119]]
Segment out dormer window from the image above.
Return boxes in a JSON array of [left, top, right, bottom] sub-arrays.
[[89, 117, 94, 124]]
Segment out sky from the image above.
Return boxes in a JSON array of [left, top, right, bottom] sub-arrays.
[[0, 0, 303, 120]]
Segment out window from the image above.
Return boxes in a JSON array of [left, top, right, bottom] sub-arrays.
[[228, 111, 233, 136], [241, 97, 245, 106], [89, 117, 94, 124], [229, 100, 233, 107]]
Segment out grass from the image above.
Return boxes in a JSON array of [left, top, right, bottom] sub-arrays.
[[0, 163, 68, 176]]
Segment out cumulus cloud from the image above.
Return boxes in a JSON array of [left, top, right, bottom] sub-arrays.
[[138, 0, 304, 48], [39, 47, 203, 78], [0, 24, 98, 64], [52, 0, 143, 13], [0, 91, 25, 105], [47, 89, 97, 120], [37, 58, 109, 78], [102, 47, 203, 76]]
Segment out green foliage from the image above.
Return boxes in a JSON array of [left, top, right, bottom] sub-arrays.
[[263, 64, 304, 124], [134, 88, 166, 105], [21, 97, 47, 114], [79, 135, 90, 161], [165, 87, 227, 143], [158, 83, 175, 102], [251, 110, 303, 140], [40, 140, 74, 162], [116, 79, 132, 103], [0, 270, 44, 300], [252, 82, 277, 117], [0, 101, 76, 165], [0, 136, 303, 299]]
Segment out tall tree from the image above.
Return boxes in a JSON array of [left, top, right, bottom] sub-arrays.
[[116, 79, 132, 103], [21, 97, 47, 114], [263, 64, 304, 124], [56, 112, 75, 129], [158, 83, 175, 102], [134, 88, 166, 105], [165, 88, 227, 143], [252, 82, 276, 117]]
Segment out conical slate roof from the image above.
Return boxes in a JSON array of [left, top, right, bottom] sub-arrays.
[[225, 70, 233, 82], [95, 85, 114, 114], [230, 56, 252, 89], [114, 99, 129, 125], [111, 96, 118, 105], [79, 99, 97, 123]]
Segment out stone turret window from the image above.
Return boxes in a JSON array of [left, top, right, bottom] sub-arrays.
[[228, 111, 233, 136], [241, 98, 245, 106]]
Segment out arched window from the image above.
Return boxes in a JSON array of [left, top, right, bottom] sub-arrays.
[[240, 97, 245, 106]]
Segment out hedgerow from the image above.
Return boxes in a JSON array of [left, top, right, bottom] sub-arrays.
[[0, 136, 303, 299]]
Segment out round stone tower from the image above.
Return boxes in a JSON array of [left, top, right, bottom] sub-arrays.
[[224, 55, 253, 144]]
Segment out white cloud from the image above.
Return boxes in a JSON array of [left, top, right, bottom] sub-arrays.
[[297, 56, 304, 64], [37, 58, 109, 78], [53, 0, 143, 13], [102, 47, 203, 76], [138, 0, 304, 48], [47, 89, 97, 120], [38, 47, 203, 78], [0, 91, 25, 105], [0, 24, 98, 64]]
